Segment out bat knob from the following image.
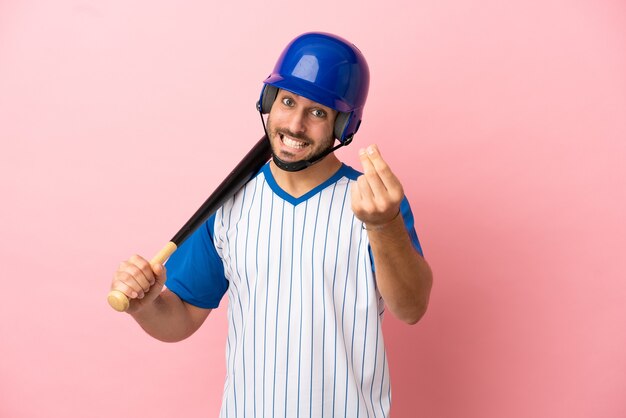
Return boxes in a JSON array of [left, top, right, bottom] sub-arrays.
[[107, 290, 130, 312]]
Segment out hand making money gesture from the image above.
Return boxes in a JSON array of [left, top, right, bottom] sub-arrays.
[[351, 144, 405, 229]]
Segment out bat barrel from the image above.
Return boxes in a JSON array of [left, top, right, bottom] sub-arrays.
[[170, 135, 271, 245], [107, 136, 271, 312]]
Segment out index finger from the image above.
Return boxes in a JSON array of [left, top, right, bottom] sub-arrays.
[[363, 145, 401, 191], [358, 146, 387, 196]]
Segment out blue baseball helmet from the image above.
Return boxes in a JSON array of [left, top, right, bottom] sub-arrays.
[[258, 32, 370, 143]]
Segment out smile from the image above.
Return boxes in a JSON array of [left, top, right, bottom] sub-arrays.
[[280, 133, 309, 150]]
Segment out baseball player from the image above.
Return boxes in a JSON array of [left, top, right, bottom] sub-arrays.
[[110, 32, 433, 418]]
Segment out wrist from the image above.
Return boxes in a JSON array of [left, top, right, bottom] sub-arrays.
[[362, 210, 401, 231], [128, 293, 161, 318]]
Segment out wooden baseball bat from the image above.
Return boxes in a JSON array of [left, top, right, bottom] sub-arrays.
[[107, 135, 271, 312]]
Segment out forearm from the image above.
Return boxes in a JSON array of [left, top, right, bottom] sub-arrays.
[[368, 216, 433, 324], [130, 289, 210, 342]]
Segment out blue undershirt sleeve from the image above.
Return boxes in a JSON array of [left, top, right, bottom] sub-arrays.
[[164, 214, 229, 309], [399, 197, 424, 257]]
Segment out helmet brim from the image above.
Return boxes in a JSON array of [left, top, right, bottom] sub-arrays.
[[264, 75, 354, 114]]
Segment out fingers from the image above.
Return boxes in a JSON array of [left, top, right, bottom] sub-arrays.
[[111, 255, 162, 300], [352, 144, 405, 226], [358, 147, 386, 197], [358, 145, 403, 199]]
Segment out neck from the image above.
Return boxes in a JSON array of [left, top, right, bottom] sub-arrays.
[[269, 153, 342, 198]]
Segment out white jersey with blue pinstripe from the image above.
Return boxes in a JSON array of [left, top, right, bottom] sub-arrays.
[[165, 163, 423, 418]]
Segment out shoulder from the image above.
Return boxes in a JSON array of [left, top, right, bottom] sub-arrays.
[[337, 163, 363, 181]]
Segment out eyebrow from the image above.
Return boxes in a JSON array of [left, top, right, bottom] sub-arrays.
[[279, 92, 335, 114]]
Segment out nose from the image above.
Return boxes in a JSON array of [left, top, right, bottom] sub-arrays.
[[288, 110, 307, 134]]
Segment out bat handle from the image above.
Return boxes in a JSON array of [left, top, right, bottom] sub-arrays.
[[107, 241, 178, 312]]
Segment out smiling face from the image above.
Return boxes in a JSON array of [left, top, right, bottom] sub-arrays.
[[266, 89, 337, 165]]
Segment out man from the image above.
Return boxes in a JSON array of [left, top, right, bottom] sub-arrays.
[[111, 32, 432, 417]]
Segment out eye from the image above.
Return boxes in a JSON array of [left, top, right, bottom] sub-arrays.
[[281, 97, 294, 107], [311, 109, 326, 118]]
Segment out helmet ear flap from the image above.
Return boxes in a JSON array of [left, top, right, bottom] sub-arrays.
[[334, 112, 361, 144], [258, 85, 279, 114], [334, 112, 350, 142]]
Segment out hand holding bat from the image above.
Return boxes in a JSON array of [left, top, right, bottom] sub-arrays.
[[109, 254, 168, 314]]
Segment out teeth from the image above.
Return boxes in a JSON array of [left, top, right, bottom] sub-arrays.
[[282, 135, 307, 149]]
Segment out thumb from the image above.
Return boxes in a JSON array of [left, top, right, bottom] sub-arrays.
[[151, 263, 167, 287]]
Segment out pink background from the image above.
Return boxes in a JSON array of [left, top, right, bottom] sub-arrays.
[[1, 1, 625, 417]]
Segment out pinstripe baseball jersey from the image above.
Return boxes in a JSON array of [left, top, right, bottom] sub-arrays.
[[166, 163, 423, 418]]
